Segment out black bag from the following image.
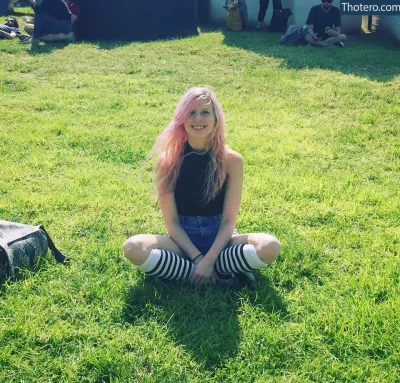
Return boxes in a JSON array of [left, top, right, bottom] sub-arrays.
[[0, 220, 67, 282], [268, 0, 292, 33]]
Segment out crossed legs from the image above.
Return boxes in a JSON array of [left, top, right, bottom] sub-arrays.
[[123, 233, 280, 282], [305, 33, 347, 47]]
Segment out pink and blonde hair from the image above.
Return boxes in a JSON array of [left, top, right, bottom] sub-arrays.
[[153, 87, 227, 204]]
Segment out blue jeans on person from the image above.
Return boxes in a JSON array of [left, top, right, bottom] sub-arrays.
[[33, 12, 72, 39]]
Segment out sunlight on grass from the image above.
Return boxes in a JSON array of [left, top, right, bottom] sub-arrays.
[[0, 28, 399, 382]]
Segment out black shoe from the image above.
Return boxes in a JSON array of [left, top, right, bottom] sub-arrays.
[[216, 271, 256, 287], [234, 271, 256, 287], [335, 42, 345, 48], [216, 273, 239, 287]]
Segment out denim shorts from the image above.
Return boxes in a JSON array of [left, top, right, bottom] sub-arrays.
[[178, 215, 222, 255], [178, 215, 239, 256]]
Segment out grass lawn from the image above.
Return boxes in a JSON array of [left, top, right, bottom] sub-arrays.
[[1, 16, 400, 382]]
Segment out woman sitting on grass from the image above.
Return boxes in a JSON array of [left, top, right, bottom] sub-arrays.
[[123, 87, 280, 286]]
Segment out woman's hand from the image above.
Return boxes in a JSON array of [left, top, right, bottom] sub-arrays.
[[191, 257, 217, 285]]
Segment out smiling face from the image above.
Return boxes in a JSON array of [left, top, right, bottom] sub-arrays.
[[184, 97, 216, 144]]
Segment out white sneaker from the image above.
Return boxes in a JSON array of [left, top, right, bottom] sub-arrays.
[[20, 37, 32, 44], [256, 22, 263, 30], [67, 31, 75, 43], [285, 24, 297, 36]]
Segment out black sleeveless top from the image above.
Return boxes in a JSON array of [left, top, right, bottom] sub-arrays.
[[174, 143, 227, 216]]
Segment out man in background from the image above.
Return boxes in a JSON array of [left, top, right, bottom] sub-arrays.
[[305, 0, 347, 47], [0, 17, 22, 40]]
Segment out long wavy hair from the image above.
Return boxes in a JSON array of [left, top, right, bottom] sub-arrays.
[[153, 87, 227, 204]]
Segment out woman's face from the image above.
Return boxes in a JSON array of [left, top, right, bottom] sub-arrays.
[[184, 98, 216, 141]]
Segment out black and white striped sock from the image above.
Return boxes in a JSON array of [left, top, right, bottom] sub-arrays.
[[215, 244, 268, 276], [137, 249, 194, 281]]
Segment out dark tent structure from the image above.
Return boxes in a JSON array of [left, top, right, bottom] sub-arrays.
[[76, 0, 200, 41]]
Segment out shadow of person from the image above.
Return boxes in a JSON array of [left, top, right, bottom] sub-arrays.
[[26, 41, 73, 55], [122, 273, 287, 370]]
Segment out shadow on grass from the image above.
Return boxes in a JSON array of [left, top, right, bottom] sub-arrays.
[[122, 274, 286, 370], [25, 39, 161, 55], [25, 42, 73, 55], [219, 27, 400, 82]]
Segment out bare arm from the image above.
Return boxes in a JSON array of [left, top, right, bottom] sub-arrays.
[[191, 150, 244, 284], [159, 192, 202, 261], [0, 30, 16, 39], [156, 153, 201, 261], [204, 150, 243, 262], [307, 25, 320, 40]]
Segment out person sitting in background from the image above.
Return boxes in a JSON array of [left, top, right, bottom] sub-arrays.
[[305, 0, 347, 47], [25, 0, 80, 41], [23, 0, 76, 47], [0, 17, 22, 40]]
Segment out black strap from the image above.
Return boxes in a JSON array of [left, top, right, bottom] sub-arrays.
[[39, 225, 68, 264]]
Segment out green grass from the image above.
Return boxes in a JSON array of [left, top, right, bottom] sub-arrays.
[[1, 24, 400, 382]]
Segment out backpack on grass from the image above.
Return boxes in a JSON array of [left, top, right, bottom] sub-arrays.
[[224, 1, 242, 31], [0, 220, 67, 283], [280, 25, 308, 45], [268, 0, 292, 33]]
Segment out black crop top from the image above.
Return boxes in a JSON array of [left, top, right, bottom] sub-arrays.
[[174, 143, 226, 216]]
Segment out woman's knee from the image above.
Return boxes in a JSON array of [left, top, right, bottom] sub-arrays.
[[123, 234, 152, 265], [250, 233, 281, 264], [24, 24, 34, 35]]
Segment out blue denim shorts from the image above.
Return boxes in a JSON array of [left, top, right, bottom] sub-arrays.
[[179, 215, 222, 255]]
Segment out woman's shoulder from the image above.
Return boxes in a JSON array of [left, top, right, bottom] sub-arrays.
[[226, 147, 243, 161], [225, 147, 243, 172]]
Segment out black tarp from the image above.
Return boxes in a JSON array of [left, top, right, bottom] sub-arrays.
[[75, 0, 198, 41]]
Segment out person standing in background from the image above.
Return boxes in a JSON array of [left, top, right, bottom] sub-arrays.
[[256, 0, 270, 29]]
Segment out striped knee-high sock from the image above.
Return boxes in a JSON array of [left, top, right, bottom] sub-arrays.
[[137, 249, 194, 281], [215, 244, 268, 275]]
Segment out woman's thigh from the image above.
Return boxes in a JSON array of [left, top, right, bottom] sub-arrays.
[[124, 234, 185, 265], [227, 233, 281, 264], [151, 235, 185, 256], [228, 233, 277, 246]]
